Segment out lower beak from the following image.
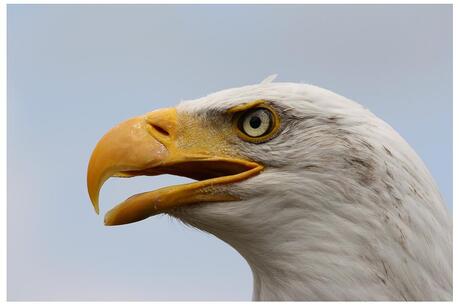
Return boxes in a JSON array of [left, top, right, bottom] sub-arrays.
[[87, 108, 262, 226]]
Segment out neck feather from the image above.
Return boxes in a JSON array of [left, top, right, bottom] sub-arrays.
[[172, 162, 451, 300]]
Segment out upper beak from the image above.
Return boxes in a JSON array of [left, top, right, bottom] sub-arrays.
[[87, 108, 262, 226]]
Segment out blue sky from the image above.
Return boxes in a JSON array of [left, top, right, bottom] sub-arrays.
[[8, 4, 452, 300]]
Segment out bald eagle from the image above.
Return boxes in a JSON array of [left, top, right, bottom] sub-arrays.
[[87, 77, 452, 301]]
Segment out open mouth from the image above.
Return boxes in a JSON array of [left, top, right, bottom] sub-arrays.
[[86, 108, 263, 226], [104, 159, 262, 226], [116, 159, 257, 180]]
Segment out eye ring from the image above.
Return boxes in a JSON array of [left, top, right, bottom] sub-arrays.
[[233, 105, 280, 143]]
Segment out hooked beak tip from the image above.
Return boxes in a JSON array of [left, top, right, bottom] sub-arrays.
[[89, 190, 100, 215], [87, 173, 101, 215], [93, 202, 100, 215]]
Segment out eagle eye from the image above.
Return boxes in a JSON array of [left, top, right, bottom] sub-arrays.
[[233, 106, 280, 143]]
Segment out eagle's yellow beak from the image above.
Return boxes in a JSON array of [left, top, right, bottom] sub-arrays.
[[87, 108, 262, 226]]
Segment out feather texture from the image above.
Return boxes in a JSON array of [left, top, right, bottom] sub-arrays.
[[172, 82, 452, 300]]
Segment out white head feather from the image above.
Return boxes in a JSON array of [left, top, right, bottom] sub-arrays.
[[171, 80, 452, 300]]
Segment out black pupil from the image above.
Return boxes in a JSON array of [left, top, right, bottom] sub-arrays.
[[249, 116, 262, 129]]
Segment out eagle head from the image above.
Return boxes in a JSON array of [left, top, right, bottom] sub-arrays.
[[87, 79, 451, 300]]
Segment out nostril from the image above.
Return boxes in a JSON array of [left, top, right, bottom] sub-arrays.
[[145, 108, 177, 138], [151, 124, 170, 137]]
